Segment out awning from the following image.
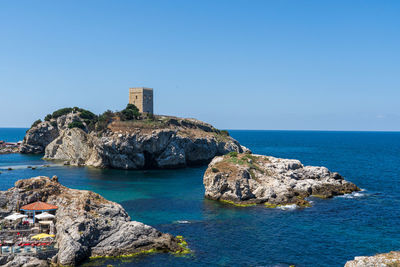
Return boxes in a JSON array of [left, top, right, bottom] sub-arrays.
[[38, 220, 54, 225], [35, 212, 55, 220], [31, 233, 55, 240], [5, 213, 28, 221]]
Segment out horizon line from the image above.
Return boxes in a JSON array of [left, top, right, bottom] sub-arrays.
[[1, 126, 399, 133]]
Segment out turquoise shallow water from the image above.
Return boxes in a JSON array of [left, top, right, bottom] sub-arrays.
[[0, 129, 400, 266]]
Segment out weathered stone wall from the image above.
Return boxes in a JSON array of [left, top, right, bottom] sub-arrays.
[[129, 87, 153, 114]]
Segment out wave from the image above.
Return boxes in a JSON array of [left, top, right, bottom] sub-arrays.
[[0, 163, 61, 171], [175, 220, 191, 224], [277, 204, 298, 211], [337, 189, 367, 199]]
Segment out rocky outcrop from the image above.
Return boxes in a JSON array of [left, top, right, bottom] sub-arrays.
[[1, 255, 48, 267], [203, 153, 359, 207], [0, 176, 185, 266], [20, 112, 84, 154], [345, 251, 400, 267], [21, 111, 246, 169], [0, 146, 20, 154]]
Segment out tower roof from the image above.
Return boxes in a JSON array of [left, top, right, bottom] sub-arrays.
[[129, 87, 153, 91]]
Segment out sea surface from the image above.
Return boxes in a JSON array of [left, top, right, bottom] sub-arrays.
[[0, 128, 400, 267]]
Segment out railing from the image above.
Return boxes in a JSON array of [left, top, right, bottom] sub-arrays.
[[0, 244, 57, 256]]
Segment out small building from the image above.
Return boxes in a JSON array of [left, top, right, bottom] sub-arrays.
[[129, 87, 154, 114], [20, 201, 58, 223], [4, 142, 17, 147]]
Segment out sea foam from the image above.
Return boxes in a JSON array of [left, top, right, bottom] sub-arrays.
[[277, 204, 298, 211], [337, 189, 366, 199]]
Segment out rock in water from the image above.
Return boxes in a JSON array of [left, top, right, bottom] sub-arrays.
[[21, 111, 246, 169], [0, 176, 184, 266], [203, 153, 360, 207], [345, 251, 400, 266], [20, 121, 59, 154]]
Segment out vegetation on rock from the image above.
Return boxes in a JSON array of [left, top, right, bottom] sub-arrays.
[[204, 153, 360, 209], [52, 107, 74, 119], [22, 104, 245, 168], [44, 114, 52, 121], [119, 104, 140, 121], [68, 121, 85, 130], [30, 119, 42, 128]]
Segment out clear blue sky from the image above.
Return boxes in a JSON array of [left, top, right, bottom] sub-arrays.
[[1, 0, 399, 130]]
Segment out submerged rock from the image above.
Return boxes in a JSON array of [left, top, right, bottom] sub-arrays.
[[0, 176, 184, 266], [22, 111, 246, 169], [345, 251, 400, 266], [203, 153, 360, 207]]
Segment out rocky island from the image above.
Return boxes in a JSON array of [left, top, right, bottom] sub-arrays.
[[20, 106, 247, 169], [0, 176, 188, 266], [203, 152, 360, 207], [345, 251, 400, 266], [0, 141, 21, 154]]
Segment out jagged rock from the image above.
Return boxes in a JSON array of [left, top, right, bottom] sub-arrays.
[[0, 146, 20, 154], [20, 113, 86, 154], [21, 111, 247, 169], [20, 121, 59, 154], [345, 251, 400, 266], [0, 176, 184, 266], [203, 153, 360, 207], [0, 255, 48, 267]]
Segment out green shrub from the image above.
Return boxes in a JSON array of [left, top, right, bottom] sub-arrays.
[[211, 167, 219, 173], [79, 109, 97, 120], [68, 121, 85, 130], [120, 109, 136, 121], [52, 107, 73, 118], [228, 151, 238, 157], [96, 110, 115, 131], [98, 110, 114, 122], [50, 121, 57, 127], [31, 119, 42, 128], [120, 104, 140, 121], [126, 104, 139, 111], [219, 130, 229, 136], [44, 114, 52, 121]]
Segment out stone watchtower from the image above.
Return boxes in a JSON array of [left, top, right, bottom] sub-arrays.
[[129, 87, 154, 114]]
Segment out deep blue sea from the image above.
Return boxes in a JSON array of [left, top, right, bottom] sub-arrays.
[[1, 128, 400, 267]]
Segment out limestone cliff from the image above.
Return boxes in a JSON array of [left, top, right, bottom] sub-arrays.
[[21, 109, 247, 169], [0, 176, 185, 266], [203, 153, 359, 207], [345, 251, 400, 267]]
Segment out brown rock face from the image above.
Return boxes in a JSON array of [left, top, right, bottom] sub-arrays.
[[203, 153, 360, 207], [0, 176, 183, 266]]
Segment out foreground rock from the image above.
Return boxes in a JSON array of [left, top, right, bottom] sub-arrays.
[[0, 146, 20, 154], [204, 153, 360, 207], [21, 109, 246, 169], [345, 251, 400, 266], [0, 176, 185, 266]]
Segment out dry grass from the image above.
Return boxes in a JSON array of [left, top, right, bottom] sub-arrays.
[[209, 153, 272, 180]]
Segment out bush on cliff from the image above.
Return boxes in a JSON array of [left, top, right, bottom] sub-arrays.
[[52, 107, 73, 118], [44, 114, 52, 121], [31, 119, 42, 128], [79, 109, 97, 120], [68, 121, 85, 130], [96, 110, 115, 131], [120, 104, 140, 121], [219, 130, 229, 136]]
